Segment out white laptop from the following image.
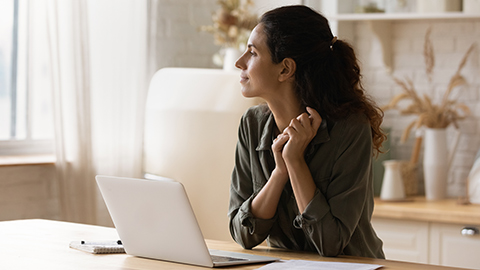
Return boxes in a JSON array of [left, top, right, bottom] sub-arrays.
[[95, 175, 279, 267]]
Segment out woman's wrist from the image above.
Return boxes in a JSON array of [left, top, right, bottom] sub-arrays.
[[284, 155, 307, 170], [271, 167, 289, 184]]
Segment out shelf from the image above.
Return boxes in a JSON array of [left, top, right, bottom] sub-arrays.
[[328, 12, 480, 21], [327, 12, 480, 73]]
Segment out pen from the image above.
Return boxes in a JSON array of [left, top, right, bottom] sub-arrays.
[[80, 240, 122, 245]]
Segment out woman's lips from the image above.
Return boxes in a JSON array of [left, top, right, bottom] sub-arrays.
[[240, 75, 249, 84]]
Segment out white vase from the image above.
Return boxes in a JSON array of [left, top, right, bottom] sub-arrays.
[[423, 128, 449, 200], [468, 150, 480, 204], [223, 48, 242, 71], [380, 160, 406, 201]]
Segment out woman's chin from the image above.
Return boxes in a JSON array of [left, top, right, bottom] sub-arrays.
[[240, 88, 253, 98]]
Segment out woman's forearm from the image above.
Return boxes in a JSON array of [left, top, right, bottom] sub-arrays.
[[251, 168, 288, 219], [285, 158, 316, 213]]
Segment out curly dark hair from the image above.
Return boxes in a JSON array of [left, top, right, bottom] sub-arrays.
[[260, 5, 386, 156]]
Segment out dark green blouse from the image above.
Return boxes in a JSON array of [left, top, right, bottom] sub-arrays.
[[228, 104, 385, 258]]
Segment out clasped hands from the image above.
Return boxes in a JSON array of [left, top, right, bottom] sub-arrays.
[[272, 107, 322, 180]]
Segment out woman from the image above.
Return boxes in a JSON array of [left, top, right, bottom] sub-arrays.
[[228, 5, 386, 258]]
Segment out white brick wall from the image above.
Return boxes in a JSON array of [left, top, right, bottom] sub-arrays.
[[355, 19, 480, 197], [153, 0, 219, 69]]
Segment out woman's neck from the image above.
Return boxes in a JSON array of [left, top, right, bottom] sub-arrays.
[[268, 100, 304, 134], [261, 81, 303, 134]]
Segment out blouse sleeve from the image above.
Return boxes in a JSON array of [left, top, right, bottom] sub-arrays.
[[293, 118, 373, 257], [228, 114, 276, 249]]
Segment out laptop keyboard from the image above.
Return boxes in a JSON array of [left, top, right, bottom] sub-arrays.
[[211, 255, 248, 263]]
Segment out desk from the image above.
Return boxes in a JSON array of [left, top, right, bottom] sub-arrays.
[[0, 219, 472, 269]]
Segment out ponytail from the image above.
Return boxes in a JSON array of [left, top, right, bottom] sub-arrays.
[[327, 38, 387, 156]]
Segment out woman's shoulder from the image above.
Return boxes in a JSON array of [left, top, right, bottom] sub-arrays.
[[345, 112, 369, 124], [333, 112, 371, 136], [328, 113, 372, 157]]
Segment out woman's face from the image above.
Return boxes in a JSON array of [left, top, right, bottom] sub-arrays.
[[235, 24, 283, 100]]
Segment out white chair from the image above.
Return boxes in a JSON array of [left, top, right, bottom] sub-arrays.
[[143, 68, 261, 241]]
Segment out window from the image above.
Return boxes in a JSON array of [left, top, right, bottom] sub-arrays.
[[0, 0, 54, 155]]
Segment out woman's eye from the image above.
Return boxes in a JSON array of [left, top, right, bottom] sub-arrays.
[[249, 50, 256, 56]]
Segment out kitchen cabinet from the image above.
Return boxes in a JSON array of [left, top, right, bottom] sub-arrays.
[[372, 217, 429, 263], [430, 223, 480, 269], [372, 198, 480, 269]]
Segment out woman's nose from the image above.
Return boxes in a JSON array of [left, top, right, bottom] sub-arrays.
[[235, 52, 246, 70]]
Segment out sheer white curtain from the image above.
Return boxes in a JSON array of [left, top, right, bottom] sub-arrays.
[[44, 0, 157, 225], [89, 0, 159, 226], [46, 0, 95, 224]]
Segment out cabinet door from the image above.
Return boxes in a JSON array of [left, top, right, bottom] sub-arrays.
[[430, 223, 480, 269], [372, 217, 429, 263]]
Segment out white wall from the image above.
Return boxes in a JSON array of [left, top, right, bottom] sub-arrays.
[[354, 20, 480, 197], [152, 0, 217, 68], [153, 0, 302, 69]]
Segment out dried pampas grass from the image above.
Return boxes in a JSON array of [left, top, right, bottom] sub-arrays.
[[382, 27, 474, 142]]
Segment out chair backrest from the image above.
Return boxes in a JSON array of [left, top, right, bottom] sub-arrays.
[[143, 68, 261, 241]]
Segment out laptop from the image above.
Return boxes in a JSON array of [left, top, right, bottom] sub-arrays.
[[95, 175, 279, 267]]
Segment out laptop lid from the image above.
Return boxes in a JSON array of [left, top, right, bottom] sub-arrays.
[[96, 175, 279, 268]]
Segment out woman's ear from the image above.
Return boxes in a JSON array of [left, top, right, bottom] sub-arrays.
[[278, 58, 296, 82]]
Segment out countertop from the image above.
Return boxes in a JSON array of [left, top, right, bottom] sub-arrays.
[[373, 197, 480, 225]]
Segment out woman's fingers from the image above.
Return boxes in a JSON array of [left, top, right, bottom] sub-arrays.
[[296, 112, 310, 123], [288, 118, 303, 133], [278, 108, 322, 162], [281, 108, 321, 141], [272, 133, 289, 152], [284, 113, 311, 137], [272, 134, 290, 176], [306, 107, 322, 132]]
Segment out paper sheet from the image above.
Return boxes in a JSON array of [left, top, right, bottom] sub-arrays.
[[256, 260, 383, 270]]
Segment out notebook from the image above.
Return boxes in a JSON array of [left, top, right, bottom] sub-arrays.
[[95, 175, 279, 267], [69, 240, 125, 254]]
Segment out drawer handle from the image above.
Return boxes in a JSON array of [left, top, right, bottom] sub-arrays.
[[461, 227, 479, 236]]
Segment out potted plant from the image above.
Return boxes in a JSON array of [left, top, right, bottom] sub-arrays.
[[199, 0, 257, 70]]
